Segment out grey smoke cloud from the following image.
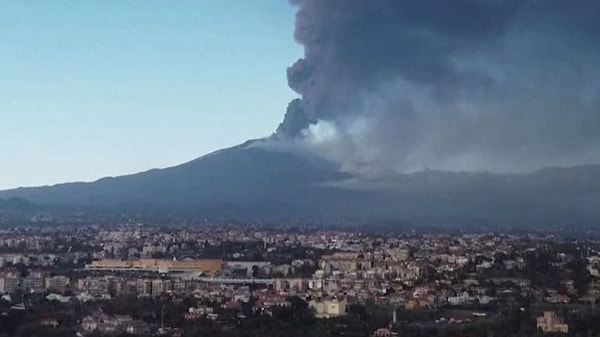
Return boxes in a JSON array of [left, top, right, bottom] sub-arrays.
[[275, 0, 600, 174]]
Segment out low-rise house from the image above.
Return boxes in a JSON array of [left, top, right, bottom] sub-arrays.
[[537, 311, 568, 333]]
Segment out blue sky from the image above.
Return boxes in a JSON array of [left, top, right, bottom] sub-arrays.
[[0, 1, 301, 189]]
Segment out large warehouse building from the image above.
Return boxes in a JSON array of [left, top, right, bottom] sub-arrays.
[[86, 258, 223, 273]]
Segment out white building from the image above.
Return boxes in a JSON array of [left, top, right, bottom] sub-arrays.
[[309, 298, 347, 318]]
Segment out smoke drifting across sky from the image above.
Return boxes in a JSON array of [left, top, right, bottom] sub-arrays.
[[274, 0, 600, 175]]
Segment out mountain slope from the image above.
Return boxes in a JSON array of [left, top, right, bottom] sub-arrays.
[[0, 140, 350, 215], [1, 139, 599, 225]]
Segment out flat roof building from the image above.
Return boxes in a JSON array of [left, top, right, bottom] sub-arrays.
[[87, 258, 223, 274]]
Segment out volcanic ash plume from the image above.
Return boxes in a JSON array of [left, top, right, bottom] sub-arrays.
[[274, 0, 600, 175]]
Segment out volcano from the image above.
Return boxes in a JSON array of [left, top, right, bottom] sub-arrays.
[[1, 138, 599, 226]]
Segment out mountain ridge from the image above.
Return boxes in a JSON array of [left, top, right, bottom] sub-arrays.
[[1, 139, 599, 226]]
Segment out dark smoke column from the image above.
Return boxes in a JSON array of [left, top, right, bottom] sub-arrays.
[[276, 51, 319, 137], [274, 0, 600, 172], [275, 0, 527, 138], [276, 99, 315, 137]]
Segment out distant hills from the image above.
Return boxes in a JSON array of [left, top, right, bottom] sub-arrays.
[[0, 197, 37, 211], [1, 139, 599, 226]]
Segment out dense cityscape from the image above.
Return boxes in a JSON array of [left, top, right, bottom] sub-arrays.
[[3, 0, 600, 337], [0, 221, 596, 336]]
